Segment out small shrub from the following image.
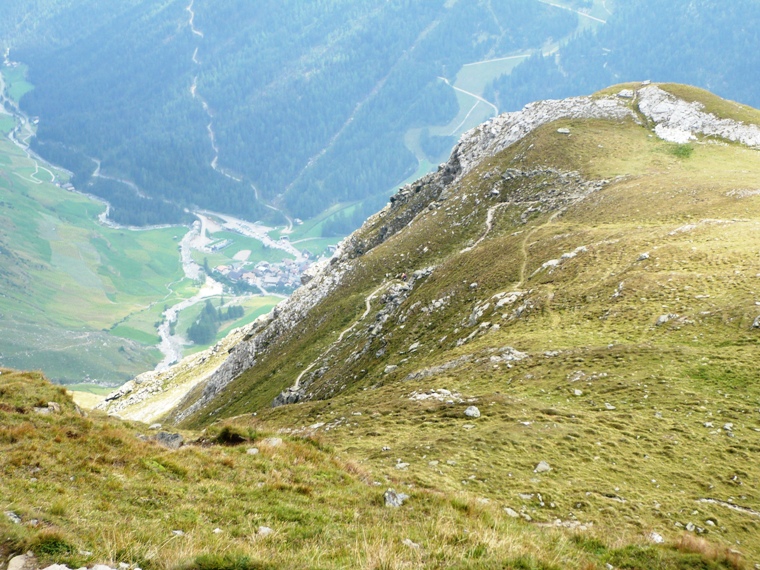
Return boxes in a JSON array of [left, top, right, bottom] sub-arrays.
[[188, 553, 275, 570], [572, 535, 608, 555], [669, 143, 694, 159], [50, 501, 67, 517], [29, 529, 75, 556], [214, 426, 248, 446]]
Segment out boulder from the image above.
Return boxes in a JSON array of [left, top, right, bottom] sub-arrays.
[[257, 526, 274, 537], [464, 406, 481, 418], [153, 432, 184, 450], [384, 488, 409, 507], [8, 554, 36, 570], [534, 461, 552, 474]]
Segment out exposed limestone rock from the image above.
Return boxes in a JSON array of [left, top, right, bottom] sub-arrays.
[[637, 85, 760, 147]]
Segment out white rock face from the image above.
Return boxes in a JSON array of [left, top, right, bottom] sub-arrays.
[[453, 95, 635, 180], [637, 85, 760, 146]]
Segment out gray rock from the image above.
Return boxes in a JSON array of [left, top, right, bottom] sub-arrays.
[[638, 252, 650, 261], [557, 128, 571, 134], [41, 564, 72, 570], [384, 365, 398, 374], [8, 554, 35, 570], [617, 89, 635, 99], [257, 526, 274, 537], [5, 510, 21, 524], [723, 423, 734, 431], [504, 507, 520, 518], [534, 461, 552, 474], [148, 423, 162, 430], [154, 432, 183, 450], [686, 522, 696, 532], [402, 538, 420, 549], [605, 403, 616, 410], [464, 406, 481, 418], [171, 530, 184, 536], [246, 447, 259, 455], [384, 488, 409, 507], [261, 437, 283, 448], [656, 314, 678, 326], [47, 402, 61, 413], [33, 407, 51, 415], [648, 532, 665, 544], [753, 315, 760, 329]]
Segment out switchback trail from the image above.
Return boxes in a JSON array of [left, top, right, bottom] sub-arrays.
[[290, 282, 390, 391]]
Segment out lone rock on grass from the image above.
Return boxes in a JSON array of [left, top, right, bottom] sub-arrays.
[[384, 488, 409, 507], [464, 406, 481, 418], [534, 461, 552, 474]]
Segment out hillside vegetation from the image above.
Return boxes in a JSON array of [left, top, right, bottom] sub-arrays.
[[6, 85, 760, 568], [0, 367, 749, 570], [114, 83, 760, 565]]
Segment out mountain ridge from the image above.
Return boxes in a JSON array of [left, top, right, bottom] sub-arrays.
[[7, 82, 760, 567], [100, 82, 760, 426]]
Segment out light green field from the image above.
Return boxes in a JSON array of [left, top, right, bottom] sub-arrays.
[[0, 114, 14, 134], [0, 100, 193, 383], [2, 64, 35, 102]]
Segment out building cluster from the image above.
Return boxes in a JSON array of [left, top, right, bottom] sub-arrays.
[[215, 257, 313, 293]]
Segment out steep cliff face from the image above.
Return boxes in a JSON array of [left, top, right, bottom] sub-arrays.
[[100, 83, 760, 428]]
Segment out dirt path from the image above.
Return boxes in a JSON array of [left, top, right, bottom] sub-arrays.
[[461, 202, 510, 253], [291, 282, 389, 390], [537, 0, 607, 24], [438, 76, 499, 117], [186, 0, 204, 37]]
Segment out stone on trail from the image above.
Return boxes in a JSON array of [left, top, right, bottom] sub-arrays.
[[464, 406, 481, 418]]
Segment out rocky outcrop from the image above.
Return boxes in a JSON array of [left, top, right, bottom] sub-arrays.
[[636, 85, 760, 146]]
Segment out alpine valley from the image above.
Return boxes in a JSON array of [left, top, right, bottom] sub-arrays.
[[3, 83, 760, 569]]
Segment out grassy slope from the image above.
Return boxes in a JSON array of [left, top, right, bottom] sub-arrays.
[[167, 94, 760, 564], [0, 369, 747, 570]]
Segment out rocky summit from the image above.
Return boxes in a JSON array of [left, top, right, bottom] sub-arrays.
[[5, 83, 760, 569]]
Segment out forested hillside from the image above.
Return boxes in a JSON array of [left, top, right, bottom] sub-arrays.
[[1, 0, 575, 224], [487, 0, 760, 111]]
